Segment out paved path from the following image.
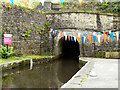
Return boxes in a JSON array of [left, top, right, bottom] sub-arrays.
[[60, 57, 118, 88]]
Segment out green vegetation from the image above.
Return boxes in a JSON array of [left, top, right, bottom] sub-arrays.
[[21, 27, 31, 40], [97, 2, 119, 13], [0, 45, 13, 58], [0, 55, 51, 63]]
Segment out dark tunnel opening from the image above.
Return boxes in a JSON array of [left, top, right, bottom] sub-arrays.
[[58, 36, 80, 59]]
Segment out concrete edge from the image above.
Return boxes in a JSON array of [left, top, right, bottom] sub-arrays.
[[60, 58, 92, 88]]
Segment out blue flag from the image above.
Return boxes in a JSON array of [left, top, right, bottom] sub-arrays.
[[56, 32, 59, 37], [81, 37, 83, 43], [83, 33, 86, 37], [51, 30, 53, 34], [10, 0, 14, 4], [110, 33, 115, 41], [62, 35, 64, 39], [93, 36, 97, 42], [71, 36, 73, 41], [68, 32, 71, 36], [60, 0, 63, 4], [98, 32, 101, 35]]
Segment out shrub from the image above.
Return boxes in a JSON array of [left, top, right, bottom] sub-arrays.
[[0, 45, 13, 58]]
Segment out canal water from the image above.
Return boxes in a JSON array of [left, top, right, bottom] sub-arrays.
[[2, 56, 86, 88]]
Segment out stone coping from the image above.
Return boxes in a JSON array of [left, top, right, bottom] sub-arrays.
[[0, 56, 55, 71]]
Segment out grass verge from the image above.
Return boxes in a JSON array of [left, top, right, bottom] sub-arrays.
[[0, 55, 51, 63]]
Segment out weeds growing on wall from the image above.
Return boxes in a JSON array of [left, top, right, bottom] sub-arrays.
[[21, 27, 31, 40]]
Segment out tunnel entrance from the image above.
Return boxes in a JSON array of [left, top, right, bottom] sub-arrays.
[[57, 37, 80, 83], [58, 36, 80, 59]]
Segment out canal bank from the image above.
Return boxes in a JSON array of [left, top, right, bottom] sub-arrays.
[[60, 57, 118, 88]]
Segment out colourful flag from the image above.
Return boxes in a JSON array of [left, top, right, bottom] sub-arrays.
[[60, 0, 63, 4], [62, 35, 64, 39], [60, 34, 63, 39], [110, 33, 115, 41], [10, 0, 14, 4], [83, 33, 86, 43], [49, 29, 52, 33], [81, 37, 83, 43], [56, 32, 59, 37], [98, 32, 101, 43], [103, 31, 107, 42], [71, 36, 73, 41], [58, 30, 62, 39], [115, 31, 119, 41], [54, 30, 57, 37], [41, 0, 45, 6], [51, 29, 53, 34], [63, 32, 67, 40], [83, 33, 86, 37], [24, 0, 27, 6], [78, 0, 82, 6], [73, 33, 76, 42], [93, 36, 97, 42], [93, 32, 97, 43], [88, 33, 91, 42], [77, 37, 80, 43], [68, 32, 71, 41]]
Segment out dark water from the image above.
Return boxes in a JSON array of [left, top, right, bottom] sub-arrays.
[[2, 57, 84, 88]]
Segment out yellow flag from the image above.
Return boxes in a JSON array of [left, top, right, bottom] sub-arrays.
[[78, 0, 82, 6], [24, 0, 27, 6]]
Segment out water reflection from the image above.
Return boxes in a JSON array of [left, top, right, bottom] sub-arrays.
[[2, 57, 80, 88]]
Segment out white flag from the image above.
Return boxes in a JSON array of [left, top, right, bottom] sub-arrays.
[[98, 35, 101, 43], [100, 0, 103, 3], [64, 32, 67, 40], [84, 37, 86, 43], [41, 0, 45, 6], [115, 31, 119, 41], [58, 33, 60, 40], [109, 30, 111, 34], [93, 32, 96, 36], [74, 36, 76, 42], [78, 33, 81, 37]]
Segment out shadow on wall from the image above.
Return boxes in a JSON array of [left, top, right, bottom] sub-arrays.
[[58, 36, 80, 58]]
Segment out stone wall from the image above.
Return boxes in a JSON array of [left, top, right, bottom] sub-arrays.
[[1, 4, 53, 55], [46, 12, 119, 31]]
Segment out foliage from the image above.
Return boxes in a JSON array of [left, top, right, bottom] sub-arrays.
[[0, 45, 13, 58], [21, 27, 31, 40], [97, 2, 119, 13]]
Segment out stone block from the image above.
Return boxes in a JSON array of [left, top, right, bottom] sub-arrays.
[[105, 52, 120, 59]]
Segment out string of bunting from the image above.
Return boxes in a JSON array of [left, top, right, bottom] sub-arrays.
[[49, 29, 119, 44]]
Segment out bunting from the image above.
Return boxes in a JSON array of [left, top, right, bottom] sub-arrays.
[[110, 33, 115, 41], [24, 0, 27, 6], [115, 31, 119, 41], [103, 31, 107, 42], [98, 32, 101, 43], [88, 33, 91, 43], [60, 0, 63, 4], [73, 33, 76, 42], [49, 29, 118, 44], [93, 32, 97, 43], [10, 0, 14, 4], [83, 33, 86, 43], [68, 32, 71, 41]]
